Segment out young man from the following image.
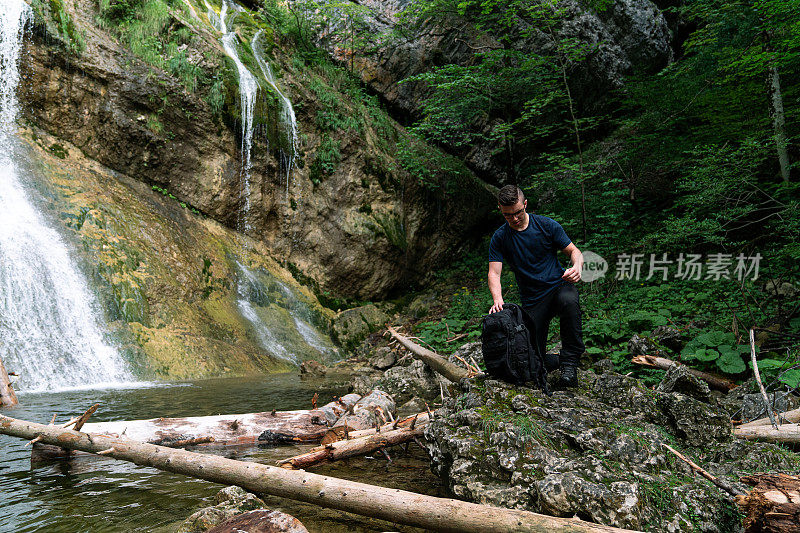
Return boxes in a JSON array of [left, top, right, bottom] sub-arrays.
[[487, 185, 585, 389]]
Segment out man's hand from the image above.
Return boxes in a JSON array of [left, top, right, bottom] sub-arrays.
[[562, 266, 581, 283], [489, 300, 505, 314]]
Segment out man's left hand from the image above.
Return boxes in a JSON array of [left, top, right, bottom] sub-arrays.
[[562, 266, 581, 283]]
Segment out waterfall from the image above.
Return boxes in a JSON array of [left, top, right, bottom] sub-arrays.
[[252, 30, 299, 198], [0, 1, 132, 392], [207, 0, 259, 231], [234, 261, 338, 364]]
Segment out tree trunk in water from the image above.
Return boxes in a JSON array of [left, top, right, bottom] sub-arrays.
[[770, 65, 791, 182], [0, 356, 18, 408], [278, 420, 427, 470], [737, 473, 800, 533], [387, 327, 471, 383], [32, 395, 362, 461], [0, 414, 639, 533]]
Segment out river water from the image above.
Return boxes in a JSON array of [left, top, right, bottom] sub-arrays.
[[0, 375, 442, 532]]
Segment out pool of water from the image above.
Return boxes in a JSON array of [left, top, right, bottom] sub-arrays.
[[0, 374, 443, 532]]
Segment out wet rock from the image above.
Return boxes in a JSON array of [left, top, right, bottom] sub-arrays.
[[206, 510, 308, 533], [397, 396, 428, 418], [178, 487, 267, 532], [331, 305, 389, 350], [424, 357, 796, 532], [299, 360, 327, 376], [375, 359, 451, 404], [656, 365, 711, 403], [369, 347, 397, 370]]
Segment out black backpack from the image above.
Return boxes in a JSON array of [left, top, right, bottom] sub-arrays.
[[481, 303, 549, 393]]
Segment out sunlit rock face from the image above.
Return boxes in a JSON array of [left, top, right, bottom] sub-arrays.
[[19, 0, 492, 302]]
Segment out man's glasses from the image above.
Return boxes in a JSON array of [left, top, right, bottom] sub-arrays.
[[501, 206, 525, 220]]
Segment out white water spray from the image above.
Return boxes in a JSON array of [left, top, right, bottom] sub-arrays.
[[207, 0, 259, 231], [252, 30, 299, 197], [0, 1, 132, 392]]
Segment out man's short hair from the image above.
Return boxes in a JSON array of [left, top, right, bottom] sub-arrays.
[[498, 185, 524, 206]]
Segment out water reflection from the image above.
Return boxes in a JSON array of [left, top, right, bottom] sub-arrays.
[[0, 374, 442, 532]]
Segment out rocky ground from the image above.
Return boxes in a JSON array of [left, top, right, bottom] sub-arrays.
[[328, 333, 800, 532]]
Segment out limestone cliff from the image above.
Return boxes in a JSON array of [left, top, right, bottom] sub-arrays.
[[20, 0, 493, 303]]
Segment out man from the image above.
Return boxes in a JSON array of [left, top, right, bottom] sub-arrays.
[[487, 185, 585, 389]]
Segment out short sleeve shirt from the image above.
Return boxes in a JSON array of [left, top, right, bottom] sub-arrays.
[[488, 214, 572, 307]]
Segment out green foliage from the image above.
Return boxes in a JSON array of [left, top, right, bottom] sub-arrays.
[[97, 0, 213, 96], [681, 331, 750, 374], [309, 136, 341, 183], [29, 0, 86, 54], [396, 132, 470, 193]]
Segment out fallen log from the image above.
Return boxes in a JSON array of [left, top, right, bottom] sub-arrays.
[[736, 473, 800, 533], [0, 355, 18, 408], [631, 355, 737, 392], [387, 326, 471, 383], [734, 423, 800, 445], [333, 390, 395, 432], [32, 395, 361, 461], [322, 412, 431, 445], [738, 408, 800, 428], [0, 413, 639, 533], [278, 414, 430, 470]]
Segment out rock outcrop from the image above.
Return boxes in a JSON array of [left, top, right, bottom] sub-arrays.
[[20, 0, 492, 301], [425, 366, 800, 531]]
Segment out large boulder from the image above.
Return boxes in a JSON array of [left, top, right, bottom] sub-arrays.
[[425, 372, 800, 531], [331, 304, 390, 350]]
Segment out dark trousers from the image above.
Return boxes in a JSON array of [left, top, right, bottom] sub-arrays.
[[523, 283, 585, 368]]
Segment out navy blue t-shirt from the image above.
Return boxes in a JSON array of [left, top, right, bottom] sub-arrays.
[[488, 214, 572, 307]]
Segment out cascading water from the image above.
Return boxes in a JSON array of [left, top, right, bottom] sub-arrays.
[[234, 261, 338, 364], [252, 30, 299, 197], [207, 0, 259, 231], [0, 1, 132, 392]]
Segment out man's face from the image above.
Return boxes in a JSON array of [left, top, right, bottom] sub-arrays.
[[499, 199, 527, 230]]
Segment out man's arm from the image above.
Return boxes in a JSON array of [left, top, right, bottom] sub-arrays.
[[488, 261, 504, 313], [561, 243, 583, 283]]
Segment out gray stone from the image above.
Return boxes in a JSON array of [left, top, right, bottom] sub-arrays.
[[628, 334, 664, 356], [423, 373, 781, 532], [741, 392, 791, 423], [178, 487, 267, 532], [331, 304, 389, 350], [369, 347, 397, 370], [656, 365, 711, 403], [651, 325, 684, 351], [299, 360, 327, 376], [397, 396, 427, 418], [375, 358, 451, 404]]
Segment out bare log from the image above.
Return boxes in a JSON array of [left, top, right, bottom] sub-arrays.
[[0, 414, 639, 533], [278, 416, 430, 469], [0, 356, 18, 408], [324, 413, 431, 444], [31, 396, 361, 462], [662, 444, 743, 497], [736, 473, 800, 533], [734, 423, 800, 444], [74, 403, 100, 431], [750, 329, 778, 430], [738, 408, 800, 429], [631, 355, 736, 392], [387, 326, 471, 383], [334, 390, 395, 432]]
